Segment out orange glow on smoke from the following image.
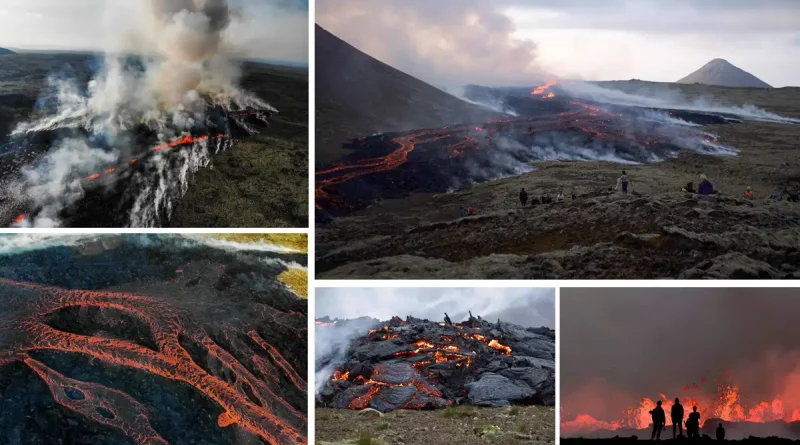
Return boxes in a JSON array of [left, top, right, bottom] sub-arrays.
[[562, 375, 800, 437], [13, 214, 26, 224], [0, 278, 306, 445]]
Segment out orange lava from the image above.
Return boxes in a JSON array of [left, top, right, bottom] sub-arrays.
[[0, 278, 307, 445], [562, 376, 800, 437], [151, 134, 226, 152], [531, 80, 557, 96], [13, 214, 25, 224], [487, 339, 512, 355]]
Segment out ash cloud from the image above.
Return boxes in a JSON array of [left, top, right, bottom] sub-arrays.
[[561, 288, 800, 422]]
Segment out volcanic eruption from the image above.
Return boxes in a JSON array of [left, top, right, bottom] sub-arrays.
[[316, 314, 555, 412], [561, 288, 800, 442], [314, 75, 795, 216], [0, 234, 308, 444], [5, 0, 277, 228]]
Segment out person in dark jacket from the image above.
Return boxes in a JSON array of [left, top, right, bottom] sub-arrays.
[[520, 188, 528, 207], [716, 423, 725, 441], [686, 406, 701, 438], [671, 398, 685, 439], [650, 401, 666, 440], [698, 174, 714, 195]]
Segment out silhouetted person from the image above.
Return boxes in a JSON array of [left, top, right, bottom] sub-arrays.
[[650, 400, 666, 440], [671, 398, 684, 439], [520, 188, 528, 207], [716, 423, 725, 441], [686, 406, 701, 439]]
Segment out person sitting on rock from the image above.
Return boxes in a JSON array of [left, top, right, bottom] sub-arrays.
[[698, 174, 714, 195], [466, 206, 476, 216], [520, 188, 528, 207], [460, 206, 467, 217], [682, 182, 696, 193], [716, 423, 725, 441], [649, 400, 666, 440], [744, 186, 754, 199], [556, 191, 565, 202]]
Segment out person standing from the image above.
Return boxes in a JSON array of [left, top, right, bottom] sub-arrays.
[[619, 171, 630, 194], [650, 400, 666, 440], [671, 398, 685, 439], [519, 188, 528, 207]]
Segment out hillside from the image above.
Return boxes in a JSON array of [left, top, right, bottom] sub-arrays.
[[677, 58, 771, 88], [0, 48, 15, 55], [315, 25, 501, 166]]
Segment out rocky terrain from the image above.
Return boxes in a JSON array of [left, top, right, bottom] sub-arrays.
[[317, 85, 800, 279], [677, 58, 772, 88], [316, 405, 555, 445], [316, 315, 555, 412]]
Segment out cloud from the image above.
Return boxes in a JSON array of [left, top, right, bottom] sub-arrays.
[[316, 287, 555, 328], [318, 0, 800, 87], [0, 0, 308, 63], [316, 0, 544, 87]]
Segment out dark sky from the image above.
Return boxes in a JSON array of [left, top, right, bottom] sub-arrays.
[[561, 288, 800, 419]]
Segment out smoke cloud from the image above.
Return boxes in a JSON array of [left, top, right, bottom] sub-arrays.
[[561, 288, 800, 425], [316, 0, 544, 87], [10, 0, 277, 227]]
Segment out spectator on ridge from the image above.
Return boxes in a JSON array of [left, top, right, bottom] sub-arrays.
[[698, 174, 714, 195]]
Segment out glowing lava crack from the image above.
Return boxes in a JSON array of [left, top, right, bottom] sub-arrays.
[[0, 278, 307, 445]]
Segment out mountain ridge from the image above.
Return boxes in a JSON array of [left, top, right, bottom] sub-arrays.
[[677, 58, 771, 88]]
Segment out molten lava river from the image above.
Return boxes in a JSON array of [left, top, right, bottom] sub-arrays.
[[0, 234, 308, 444], [315, 81, 739, 215]]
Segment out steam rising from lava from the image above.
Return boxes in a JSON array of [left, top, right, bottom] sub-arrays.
[[11, 0, 276, 227], [561, 288, 800, 439]]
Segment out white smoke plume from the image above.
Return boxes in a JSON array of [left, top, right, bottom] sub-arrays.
[[11, 0, 277, 227]]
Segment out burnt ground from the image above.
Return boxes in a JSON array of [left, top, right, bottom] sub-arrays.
[[316, 405, 555, 445], [0, 53, 308, 228], [316, 84, 800, 279]]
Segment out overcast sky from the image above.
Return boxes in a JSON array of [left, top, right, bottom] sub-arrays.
[[561, 288, 800, 420], [317, 0, 800, 87], [0, 0, 308, 63], [316, 287, 555, 328]]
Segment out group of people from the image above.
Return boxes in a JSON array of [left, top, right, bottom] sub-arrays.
[[519, 188, 568, 207], [649, 399, 725, 441], [681, 174, 716, 195]]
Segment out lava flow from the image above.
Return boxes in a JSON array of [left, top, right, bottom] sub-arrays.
[[316, 314, 555, 412], [562, 375, 800, 438], [315, 80, 735, 215], [0, 278, 307, 444]]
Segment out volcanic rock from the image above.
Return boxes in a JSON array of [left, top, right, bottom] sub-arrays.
[[315, 26, 500, 165], [677, 58, 771, 88], [317, 315, 555, 413]]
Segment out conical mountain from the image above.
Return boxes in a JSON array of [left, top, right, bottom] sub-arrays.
[[677, 58, 771, 88]]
